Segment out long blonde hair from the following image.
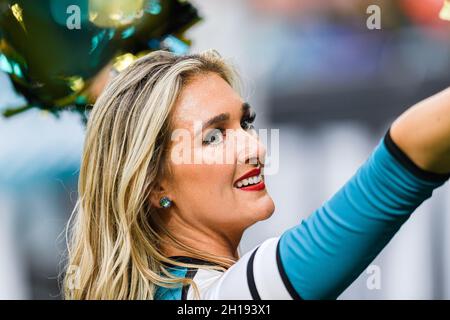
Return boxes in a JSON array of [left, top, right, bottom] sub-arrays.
[[64, 50, 241, 299]]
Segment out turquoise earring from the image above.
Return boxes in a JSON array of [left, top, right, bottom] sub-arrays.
[[159, 196, 172, 209]]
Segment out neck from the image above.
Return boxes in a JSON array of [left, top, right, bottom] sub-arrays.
[[158, 211, 242, 261]]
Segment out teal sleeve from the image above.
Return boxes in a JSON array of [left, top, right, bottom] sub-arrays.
[[278, 129, 450, 299]]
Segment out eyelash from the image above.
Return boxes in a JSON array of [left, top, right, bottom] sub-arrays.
[[202, 113, 256, 146], [242, 112, 256, 130]]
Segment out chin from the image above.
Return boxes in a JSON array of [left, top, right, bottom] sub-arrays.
[[254, 195, 276, 222]]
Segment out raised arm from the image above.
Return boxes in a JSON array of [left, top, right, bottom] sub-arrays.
[[277, 88, 450, 300]]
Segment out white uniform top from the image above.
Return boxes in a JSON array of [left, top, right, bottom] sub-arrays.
[[179, 237, 300, 300]]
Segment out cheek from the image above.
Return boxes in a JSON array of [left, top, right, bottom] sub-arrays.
[[172, 162, 235, 197], [187, 146, 236, 190]]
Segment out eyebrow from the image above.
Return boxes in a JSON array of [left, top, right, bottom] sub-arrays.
[[196, 102, 252, 136]]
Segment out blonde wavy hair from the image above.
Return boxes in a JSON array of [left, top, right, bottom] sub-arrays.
[[63, 50, 241, 299]]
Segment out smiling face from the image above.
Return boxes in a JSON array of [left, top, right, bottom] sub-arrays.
[[154, 72, 275, 250]]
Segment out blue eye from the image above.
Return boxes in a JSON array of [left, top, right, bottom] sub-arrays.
[[203, 128, 225, 145]]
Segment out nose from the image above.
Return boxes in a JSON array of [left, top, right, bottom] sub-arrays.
[[235, 128, 266, 167]]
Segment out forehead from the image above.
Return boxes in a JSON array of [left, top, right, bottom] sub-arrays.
[[171, 72, 243, 129]]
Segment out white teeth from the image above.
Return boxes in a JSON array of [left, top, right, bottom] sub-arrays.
[[236, 175, 263, 188]]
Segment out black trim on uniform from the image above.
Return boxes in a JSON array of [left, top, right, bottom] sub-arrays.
[[384, 128, 450, 182], [167, 256, 219, 266], [247, 247, 261, 300], [275, 240, 303, 300], [181, 268, 199, 300]]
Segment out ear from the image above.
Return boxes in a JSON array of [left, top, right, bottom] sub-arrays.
[[149, 180, 171, 209], [150, 185, 164, 208]]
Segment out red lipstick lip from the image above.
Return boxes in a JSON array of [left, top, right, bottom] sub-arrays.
[[234, 168, 261, 187]]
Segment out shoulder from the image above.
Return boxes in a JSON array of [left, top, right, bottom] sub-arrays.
[[185, 237, 300, 300], [157, 237, 301, 300]]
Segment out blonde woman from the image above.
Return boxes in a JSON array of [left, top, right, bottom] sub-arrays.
[[64, 49, 450, 300]]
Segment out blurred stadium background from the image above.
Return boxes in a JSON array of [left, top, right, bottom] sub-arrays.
[[1, 0, 450, 299]]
